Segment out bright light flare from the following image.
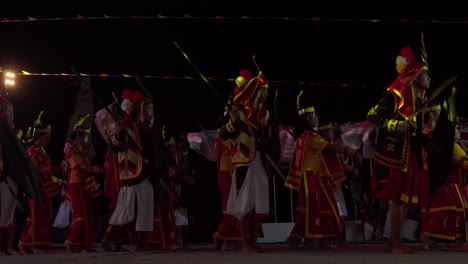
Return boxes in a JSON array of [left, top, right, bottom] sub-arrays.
[[5, 72, 15, 78], [4, 71, 16, 87]]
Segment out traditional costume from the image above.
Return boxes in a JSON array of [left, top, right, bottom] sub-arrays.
[[109, 89, 162, 250], [367, 46, 428, 204], [285, 92, 347, 244], [213, 128, 241, 250], [18, 111, 59, 253], [63, 114, 102, 252], [222, 68, 270, 252]]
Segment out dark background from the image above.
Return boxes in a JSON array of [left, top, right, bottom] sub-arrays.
[[2, 2, 468, 243]]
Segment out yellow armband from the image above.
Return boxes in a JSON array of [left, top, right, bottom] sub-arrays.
[[387, 119, 400, 132], [226, 120, 236, 134]]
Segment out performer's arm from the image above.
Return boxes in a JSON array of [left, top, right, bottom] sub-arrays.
[[367, 91, 399, 128], [220, 105, 242, 140]]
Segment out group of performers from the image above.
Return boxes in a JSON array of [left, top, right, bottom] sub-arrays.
[[1, 40, 468, 256], [211, 42, 468, 254], [0, 87, 195, 255]]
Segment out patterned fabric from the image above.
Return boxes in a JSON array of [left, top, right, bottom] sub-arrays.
[[63, 145, 100, 249], [367, 85, 424, 203], [420, 139, 468, 241], [285, 130, 342, 239], [214, 132, 241, 241], [226, 152, 270, 219], [18, 145, 58, 247], [117, 124, 145, 186]]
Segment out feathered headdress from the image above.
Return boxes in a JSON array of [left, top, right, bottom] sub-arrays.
[[33, 110, 51, 135], [162, 125, 175, 146], [233, 69, 267, 106], [74, 114, 91, 134], [296, 90, 315, 116], [120, 88, 134, 113]]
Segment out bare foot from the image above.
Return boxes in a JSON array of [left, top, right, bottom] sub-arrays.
[[80, 248, 96, 253], [18, 244, 32, 254], [220, 241, 232, 251], [241, 245, 261, 253], [392, 245, 413, 254], [212, 234, 222, 251], [422, 237, 435, 251], [115, 244, 128, 252], [442, 242, 465, 249], [254, 244, 267, 253], [31, 247, 46, 254], [102, 243, 114, 252], [303, 239, 321, 251], [385, 242, 393, 251], [66, 245, 80, 253], [5, 249, 20, 255], [287, 237, 300, 250]]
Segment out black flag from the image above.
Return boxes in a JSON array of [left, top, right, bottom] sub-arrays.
[[0, 118, 47, 219], [426, 86, 457, 211]]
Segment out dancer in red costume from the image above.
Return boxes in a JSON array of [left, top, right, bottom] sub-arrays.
[[18, 111, 59, 254], [367, 46, 431, 254]]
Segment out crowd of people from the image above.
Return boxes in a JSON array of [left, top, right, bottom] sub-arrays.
[[0, 39, 468, 256], [0, 87, 198, 255]]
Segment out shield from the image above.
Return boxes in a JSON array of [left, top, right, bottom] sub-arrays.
[[426, 86, 457, 211], [94, 102, 122, 143]]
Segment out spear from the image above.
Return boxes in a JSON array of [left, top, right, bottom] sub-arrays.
[[173, 41, 226, 106], [69, 67, 177, 202]]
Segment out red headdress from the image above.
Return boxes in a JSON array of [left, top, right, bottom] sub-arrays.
[[121, 89, 151, 125], [233, 69, 267, 106], [120, 88, 134, 113], [390, 46, 427, 94], [395, 46, 427, 85]]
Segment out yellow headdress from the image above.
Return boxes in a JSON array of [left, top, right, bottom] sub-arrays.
[[162, 125, 175, 146], [424, 104, 441, 113], [318, 122, 333, 131], [33, 110, 51, 135], [420, 31, 429, 71], [74, 114, 91, 134], [296, 90, 315, 116]]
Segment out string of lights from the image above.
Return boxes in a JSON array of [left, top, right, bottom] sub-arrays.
[[0, 15, 467, 24], [0, 70, 370, 88]]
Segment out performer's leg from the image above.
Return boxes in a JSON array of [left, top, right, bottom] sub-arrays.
[[127, 224, 137, 252], [250, 215, 263, 252], [303, 238, 320, 250], [5, 225, 19, 255], [182, 225, 189, 248], [0, 230, 5, 254], [241, 213, 259, 252], [391, 201, 412, 254]]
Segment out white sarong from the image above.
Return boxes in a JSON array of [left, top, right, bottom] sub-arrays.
[[109, 177, 154, 231], [226, 151, 269, 219]]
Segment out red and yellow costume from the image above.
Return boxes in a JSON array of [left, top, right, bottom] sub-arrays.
[[367, 46, 427, 204], [64, 116, 102, 250], [101, 150, 128, 247], [146, 135, 177, 250], [213, 130, 241, 242], [419, 127, 468, 241], [224, 69, 270, 219], [18, 144, 59, 248], [285, 130, 343, 239]]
